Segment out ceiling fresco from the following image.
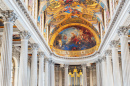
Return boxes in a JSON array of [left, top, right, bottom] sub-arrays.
[[49, 23, 100, 57], [53, 26, 96, 50], [37, 0, 108, 57]]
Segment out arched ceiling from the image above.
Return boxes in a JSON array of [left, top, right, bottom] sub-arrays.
[[39, 0, 106, 57]]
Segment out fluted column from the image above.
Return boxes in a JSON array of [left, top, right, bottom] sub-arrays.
[[101, 57, 107, 86], [96, 61, 100, 86], [105, 50, 114, 86], [82, 64, 87, 86], [90, 67, 93, 86], [110, 40, 122, 86], [19, 30, 31, 86], [45, 58, 49, 86], [30, 43, 39, 86], [64, 64, 69, 86], [0, 10, 17, 86], [59, 67, 62, 86], [38, 52, 45, 86], [48, 59, 51, 86], [117, 26, 130, 86], [51, 61, 55, 86], [27, 57, 31, 86], [12, 48, 20, 86]]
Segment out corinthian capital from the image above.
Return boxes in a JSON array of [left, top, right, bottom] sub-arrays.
[[38, 52, 45, 58], [19, 30, 31, 39], [64, 64, 69, 68], [81, 63, 86, 68], [31, 43, 39, 50], [109, 40, 119, 48], [117, 26, 129, 36], [0, 10, 17, 22], [105, 50, 112, 56]]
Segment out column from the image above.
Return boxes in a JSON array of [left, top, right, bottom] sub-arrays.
[[45, 58, 49, 86], [59, 67, 62, 86], [110, 40, 122, 86], [101, 57, 107, 86], [0, 10, 17, 86], [27, 57, 31, 86], [79, 70, 82, 86], [105, 50, 114, 86], [48, 59, 51, 86], [38, 52, 45, 86], [19, 30, 31, 86], [51, 61, 55, 86], [12, 48, 20, 86], [99, 59, 102, 86], [117, 26, 130, 86], [68, 72, 71, 86], [30, 43, 39, 86], [64, 64, 69, 86], [96, 60, 100, 86], [82, 64, 87, 86], [90, 67, 93, 86]]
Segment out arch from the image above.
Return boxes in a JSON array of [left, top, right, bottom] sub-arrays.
[[49, 23, 100, 47]]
